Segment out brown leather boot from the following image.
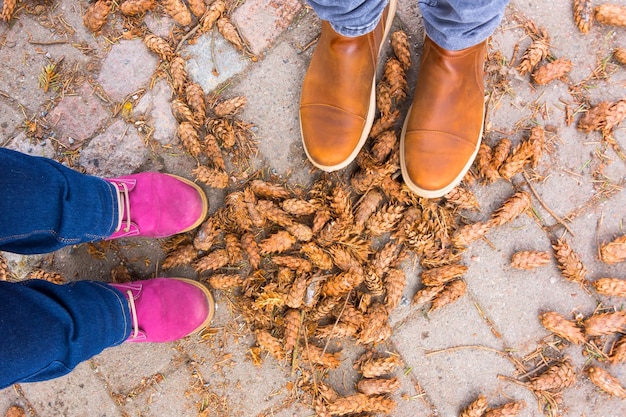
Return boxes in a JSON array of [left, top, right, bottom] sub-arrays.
[[300, 0, 397, 172], [400, 36, 487, 198]]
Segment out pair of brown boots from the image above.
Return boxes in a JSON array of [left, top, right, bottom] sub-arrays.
[[299, 0, 486, 199]]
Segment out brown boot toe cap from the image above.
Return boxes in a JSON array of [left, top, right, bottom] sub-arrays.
[[300, 104, 367, 170]]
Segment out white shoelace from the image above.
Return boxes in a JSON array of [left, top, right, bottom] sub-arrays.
[[114, 182, 132, 233], [126, 290, 139, 338]]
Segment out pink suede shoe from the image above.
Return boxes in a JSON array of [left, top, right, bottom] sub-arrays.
[[106, 173, 208, 239], [110, 278, 215, 343]]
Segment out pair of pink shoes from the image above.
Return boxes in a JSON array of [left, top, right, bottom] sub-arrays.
[[104, 173, 213, 343]]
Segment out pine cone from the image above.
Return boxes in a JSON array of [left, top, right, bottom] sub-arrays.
[[370, 130, 397, 163], [483, 401, 525, 417], [595, 4, 626, 27], [162, 0, 192, 26], [384, 268, 406, 310], [171, 98, 195, 124], [609, 336, 626, 364], [194, 249, 229, 273], [28, 269, 65, 284], [301, 344, 341, 368], [391, 31, 411, 69], [452, 221, 491, 247], [203, 133, 226, 170], [517, 38, 550, 75], [300, 242, 334, 270], [600, 234, 626, 264], [421, 264, 468, 286], [356, 377, 401, 395], [360, 355, 403, 378], [208, 274, 243, 289], [530, 359, 576, 393], [240, 232, 261, 269], [207, 118, 236, 148], [193, 165, 229, 188], [539, 311, 586, 344], [430, 279, 466, 311], [584, 311, 626, 336], [213, 96, 247, 117], [586, 366, 626, 399], [83, 0, 112, 33], [510, 250, 551, 270], [217, 17, 244, 51], [193, 217, 220, 251], [285, 273, 307, 308], [187, 0, 206, 17], [552, 238, 588, 286], [574, 0, 593, 33], [272, 255, 312, 273], [199, 0, 226, 33], [186, 82, 206, 125], [0, 253, 8, 281], [162, 244, 197, 269], [593, 277, 626, 297], [120, 0, 157, 16], [143, 34, 174, 61], [255, 329, 285, 360], [281, 198, 317, 216], [532, 58, 572, 84], [283, 308, 300, 352], [460, 395, 488, 417], [489, 191, 532, 227], [412, 284, 445, 306], [383, 58, 407, 101], [250, 179, 291, 200], [322, 270, 363, 297], [614, 47, 626, 65]]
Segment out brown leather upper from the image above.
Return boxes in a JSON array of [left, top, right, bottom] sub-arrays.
[[401, 36, 487, 197], [300, 6, 391, 170]]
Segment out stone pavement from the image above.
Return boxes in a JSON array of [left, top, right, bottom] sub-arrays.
[[1, 0, 626, 416]]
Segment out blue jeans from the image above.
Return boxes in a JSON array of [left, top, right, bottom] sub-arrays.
[[0, 148, 131, 388], [0, 147, 118, 254], [306, 0, 510, 50]]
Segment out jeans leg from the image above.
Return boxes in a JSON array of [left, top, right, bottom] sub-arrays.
[[419, 0, 510, 50], [306, 0, 388, 36], [0, 148, 119, 254], [0, 280, 131, 388]]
